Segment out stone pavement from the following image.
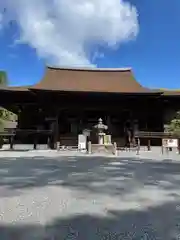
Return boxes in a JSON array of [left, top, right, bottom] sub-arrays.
[[0, 152, 180, 239]]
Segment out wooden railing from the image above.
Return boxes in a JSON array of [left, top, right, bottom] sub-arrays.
[[134, 131, 180, 154], [135, 131, 180, 139], [0, 129, 52, 135], [0, 129, 53, 150], [1, 129, 179, 153]]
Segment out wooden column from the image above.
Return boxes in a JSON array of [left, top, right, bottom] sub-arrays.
[[49, 111, 60, 150], [17, 109, 21, 128], [50, 121, 56, 149], [54, 109, 60, 149], [33, 133, 37, 150], [161, 139, 164, 154], [9, 135, 14, 150], [47, 136, 51, 149], [54, 116, 59, 149], [147, 139, 151, 151]]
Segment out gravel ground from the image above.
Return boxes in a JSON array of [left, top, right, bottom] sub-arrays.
[[0, 151, 180, 239]]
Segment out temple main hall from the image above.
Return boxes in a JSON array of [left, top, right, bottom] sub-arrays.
[[0, 66, 180, 148]]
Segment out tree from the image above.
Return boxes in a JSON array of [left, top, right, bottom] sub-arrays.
[[0, 71, 9, 132], [166, 111, 180, 136], [0, 71, 8, 85]]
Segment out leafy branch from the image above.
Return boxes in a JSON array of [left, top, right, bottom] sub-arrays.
[[166, 111, 180, 136]]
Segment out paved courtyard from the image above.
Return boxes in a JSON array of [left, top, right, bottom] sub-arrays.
[[0, 151, 180, 239]]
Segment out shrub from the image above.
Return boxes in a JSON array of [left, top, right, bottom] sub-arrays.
[[166, 111, 180, 136]]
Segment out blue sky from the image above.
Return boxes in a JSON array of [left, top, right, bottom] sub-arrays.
[[0, 0, 180, 89]]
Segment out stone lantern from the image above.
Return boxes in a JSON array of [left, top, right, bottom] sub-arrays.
[[93, 118, 108, 145]]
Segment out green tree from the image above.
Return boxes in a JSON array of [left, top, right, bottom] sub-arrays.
[[0, 71, 8, 85], [0, 71, 9, 132], [166, 111, 180, 136]]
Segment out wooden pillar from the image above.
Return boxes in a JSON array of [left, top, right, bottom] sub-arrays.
[[47, 136, 51, 149], [51, 122, 55, 150], [161, 139, 164, 155], [53, 119, 58, 149], [45, 118, 55, 149], [54, 111, 60, 149], [17, 109, 21, 128], [48, 120, 57, 150], [9, 135, 14, 150], [33, 134, 37, 150], [147, 139, 151, 151]]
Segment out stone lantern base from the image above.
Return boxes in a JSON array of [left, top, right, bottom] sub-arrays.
[[91, 143, 114, 154]]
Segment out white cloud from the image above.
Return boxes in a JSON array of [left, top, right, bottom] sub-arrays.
[[1, 0, 139, 67]]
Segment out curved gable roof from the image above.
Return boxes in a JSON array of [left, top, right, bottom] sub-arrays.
[[31, 66, 155, 93]]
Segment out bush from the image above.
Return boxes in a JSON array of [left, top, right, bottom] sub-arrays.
[[0, 136, 4, 149], [166, 111, 180, 136]]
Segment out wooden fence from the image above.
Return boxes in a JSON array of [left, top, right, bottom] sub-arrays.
[[134, 131, 180, 154], [0, 129, 53, 150]]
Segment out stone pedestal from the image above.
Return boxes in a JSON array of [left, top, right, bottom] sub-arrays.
[[98, 133, 105, 145], [91, 144, 114, 154]]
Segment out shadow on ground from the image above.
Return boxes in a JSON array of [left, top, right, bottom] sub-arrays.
[[1, 156, 180, 239], [0, 156, 180, 197], [1, 200, 180, 239]]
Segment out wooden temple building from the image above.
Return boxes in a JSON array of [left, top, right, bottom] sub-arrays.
[[0, 66, 180, 148]]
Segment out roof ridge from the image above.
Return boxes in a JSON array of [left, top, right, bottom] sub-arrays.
[[47, 65, 132, 72]]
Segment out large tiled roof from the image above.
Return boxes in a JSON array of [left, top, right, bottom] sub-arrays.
[[1, 67, 179, 96], [30, 66, 156, 93]]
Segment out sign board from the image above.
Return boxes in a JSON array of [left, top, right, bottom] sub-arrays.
[[78, 134, 87, 150], [163, 139, 178, 148], [104, 135, 112, 145]]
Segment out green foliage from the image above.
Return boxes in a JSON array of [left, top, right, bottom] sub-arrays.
[[0, 71, 12, 133], [0, 107, 16, 121], [166, 111, 180, 136], [0, 118, 4, 149], [0, 110, 5, 132], [0, 119, 3, 131], [0, 71, 8, 85], [0, 136, 4, 148], [0, 71, 11, 147], [0, 108, 17, 132]]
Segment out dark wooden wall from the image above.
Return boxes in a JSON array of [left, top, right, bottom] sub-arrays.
[[1, 90, 180, 145]]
